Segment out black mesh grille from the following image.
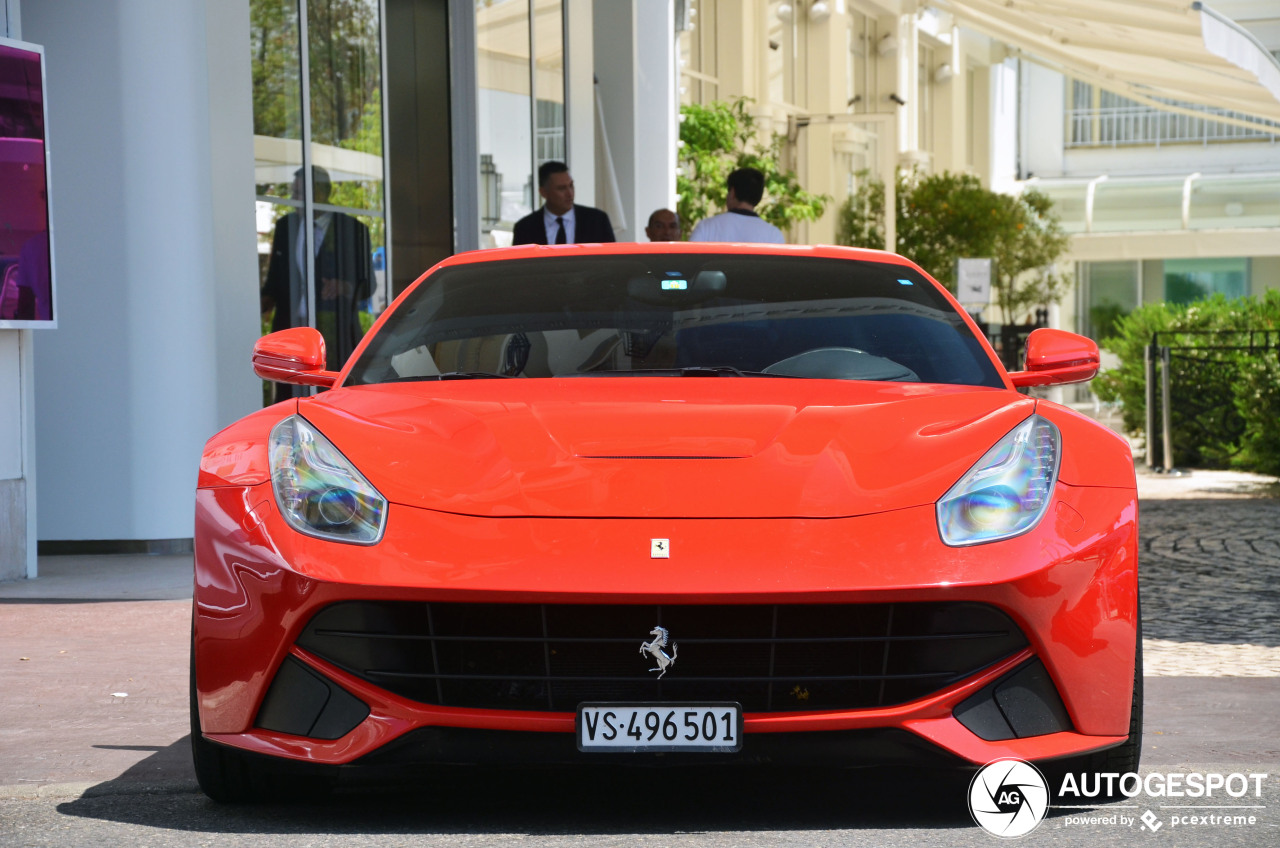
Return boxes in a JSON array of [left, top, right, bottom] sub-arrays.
[[296, 601, 1027, 713]]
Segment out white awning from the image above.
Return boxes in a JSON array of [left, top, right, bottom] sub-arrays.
[[932, 0, 1280, 131]]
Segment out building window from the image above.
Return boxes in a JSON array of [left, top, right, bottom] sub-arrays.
[[917, 42, 934, 155], [1164, 258, 1250, 305], [476, 0, 565, 247], [252, 0, 388, 404], [679, 0, 718, 105], [846, 11, 878, 114], [1066, 80, 1280, 148], [533, 0, 566, 169], [1081, 261, 1139, 341], [767, 0, 802, 108]]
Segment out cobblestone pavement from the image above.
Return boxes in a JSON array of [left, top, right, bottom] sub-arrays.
[[1137, 469, 1280, 676]]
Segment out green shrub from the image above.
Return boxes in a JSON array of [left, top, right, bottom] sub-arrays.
[[1234, 354, 1280, 476], [1092, 291, 1280, 472]]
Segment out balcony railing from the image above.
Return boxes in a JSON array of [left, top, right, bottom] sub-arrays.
[[1067, 105, 1279, 148]]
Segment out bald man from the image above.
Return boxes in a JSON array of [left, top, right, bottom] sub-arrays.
[[645, 208, 682, 242]]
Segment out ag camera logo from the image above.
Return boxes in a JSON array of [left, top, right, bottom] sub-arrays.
[[968, 758, 1050, 838]]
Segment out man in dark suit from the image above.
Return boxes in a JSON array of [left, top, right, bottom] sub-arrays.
[[512, 161, 616, 245], [262, 166, 373, 400]]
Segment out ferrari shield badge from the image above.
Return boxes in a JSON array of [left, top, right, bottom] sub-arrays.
[[640, 626, 677, 678], [651, 539, 669, 558]]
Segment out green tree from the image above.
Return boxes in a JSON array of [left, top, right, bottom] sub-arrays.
[[837, 170, 1071, 324], [306, 0, 382, 149], [678, 98, 828, 236], [251, 0, 383, 205], [250, 0, 301, 145]]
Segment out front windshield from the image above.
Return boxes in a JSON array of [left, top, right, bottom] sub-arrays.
[[345, 253, 1004, 388]]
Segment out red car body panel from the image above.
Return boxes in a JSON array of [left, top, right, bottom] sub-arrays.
[[193, 243, 1139, 776]]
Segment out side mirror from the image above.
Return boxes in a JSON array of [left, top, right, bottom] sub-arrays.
[[253, 327, 339, 387], [1007, 328, 1099, 388]]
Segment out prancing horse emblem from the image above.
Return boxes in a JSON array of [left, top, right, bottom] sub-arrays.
[[640, 626, 678, 678]]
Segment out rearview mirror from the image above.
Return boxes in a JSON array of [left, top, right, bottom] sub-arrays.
[[253, 327, 339, 387], [1007, 328, 1099, 387], [627, 270, 727, 305]]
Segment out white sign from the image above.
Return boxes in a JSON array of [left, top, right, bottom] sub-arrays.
[[956, 258, 993, 306]]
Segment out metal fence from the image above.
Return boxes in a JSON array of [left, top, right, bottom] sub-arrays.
[[1068, 105, 1280, 148], [1144, 331, 1280, 471]]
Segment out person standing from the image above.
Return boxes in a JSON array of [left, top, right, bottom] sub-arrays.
[[688, 167, 785, 244], [262, 166, 373, 399], [512, 161, 616, 245], [644, 208, 682, 242]]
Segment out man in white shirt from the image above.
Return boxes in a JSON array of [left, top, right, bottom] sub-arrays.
[[688, 167, 785, 244]]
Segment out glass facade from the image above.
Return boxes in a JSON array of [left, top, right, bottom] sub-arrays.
[[476, 0, 566, 248], [1081, 261, 1139, 340], [251, 0, 571, 385], [252, 0, 388, 403]]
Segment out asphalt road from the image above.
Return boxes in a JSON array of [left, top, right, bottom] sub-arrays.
[[0, 757, 1277, 847]]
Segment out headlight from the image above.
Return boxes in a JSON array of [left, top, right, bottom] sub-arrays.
[[269, 415, 387, 544], [937, 414, 1060, 546]]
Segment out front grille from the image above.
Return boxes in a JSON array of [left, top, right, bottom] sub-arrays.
[[297, 601, 1027, 713]]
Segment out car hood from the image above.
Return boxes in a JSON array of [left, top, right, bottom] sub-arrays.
[[300, 378, 1034, 519]]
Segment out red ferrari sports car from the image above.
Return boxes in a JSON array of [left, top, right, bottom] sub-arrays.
[[192, 243, 1139, 802]]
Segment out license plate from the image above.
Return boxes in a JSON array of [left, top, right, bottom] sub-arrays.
[[577, 702, 742, 752]]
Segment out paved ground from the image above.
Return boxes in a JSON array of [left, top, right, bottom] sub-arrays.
[[1137, 470, 1280, 677], [0, 466, 1277, 805]]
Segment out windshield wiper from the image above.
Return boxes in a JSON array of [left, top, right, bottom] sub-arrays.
[[436, 371, 516, 380], [678, 366, 751, 377], [390, 371, 516, 382]]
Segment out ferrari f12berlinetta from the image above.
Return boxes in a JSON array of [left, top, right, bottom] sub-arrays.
[[192, 243, 1139, 802]]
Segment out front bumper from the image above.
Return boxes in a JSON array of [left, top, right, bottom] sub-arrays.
[[193, 480, 1137, 768]]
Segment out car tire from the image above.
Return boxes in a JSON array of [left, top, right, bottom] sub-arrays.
[[190, 627, 335, 803]]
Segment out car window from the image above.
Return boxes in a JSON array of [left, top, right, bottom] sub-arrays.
[[345, 254, 1004, 388]]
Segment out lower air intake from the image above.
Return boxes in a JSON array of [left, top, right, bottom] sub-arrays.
[[297, 601, 1027, 713]]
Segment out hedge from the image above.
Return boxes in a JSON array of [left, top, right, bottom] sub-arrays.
[[1091, 291, 1280, 475]]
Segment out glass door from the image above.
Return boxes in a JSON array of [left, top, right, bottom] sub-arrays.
[[252, 0, 388, 403]]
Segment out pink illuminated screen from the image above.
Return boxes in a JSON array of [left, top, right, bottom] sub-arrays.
[[0, 42, 52, 324]]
